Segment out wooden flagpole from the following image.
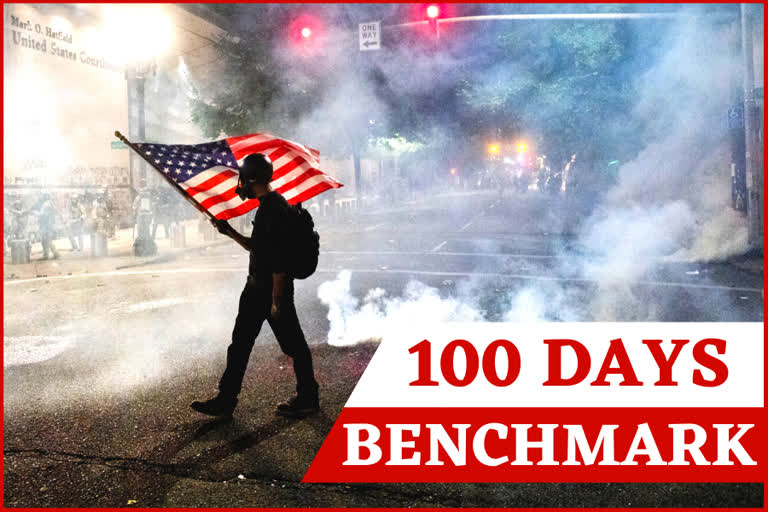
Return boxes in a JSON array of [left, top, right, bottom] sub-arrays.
[[115, 130, 249, 250]]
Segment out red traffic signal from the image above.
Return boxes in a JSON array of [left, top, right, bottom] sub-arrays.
[[425, 4, 440, 38], [288, 14, 324, 56]]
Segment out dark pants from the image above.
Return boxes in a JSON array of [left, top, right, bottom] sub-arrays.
[[218, 275, 318, 401]]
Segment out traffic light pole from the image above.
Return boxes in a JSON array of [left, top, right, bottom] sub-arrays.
[[728, 16, 747, 212], [384, 11, 680, 32], [740, 3, 762, 248]]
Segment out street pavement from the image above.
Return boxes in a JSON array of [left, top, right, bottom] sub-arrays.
[[3, 191, 763, 507]]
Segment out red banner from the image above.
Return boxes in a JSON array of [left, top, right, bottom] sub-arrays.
[[304, 407, 763, 483]]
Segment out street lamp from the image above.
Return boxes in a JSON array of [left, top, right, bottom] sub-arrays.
[[488, 144, 500, 154], [100, 5, 173, 256], [101, 5, 173, 68], [99, 5, 173, 186]]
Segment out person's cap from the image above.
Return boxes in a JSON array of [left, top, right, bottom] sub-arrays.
[[240, 154, 273, 184]]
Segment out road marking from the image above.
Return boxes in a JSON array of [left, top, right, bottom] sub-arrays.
[[323, 268, 764, 293], [324, 250, 557, 259], [459, 221, 473, 232], [4, 266, 762, 294], [363, 223, 385, 232], [119, 297, 190, 313], [448, 234, 567, 242], [430, 241, 447, 252]]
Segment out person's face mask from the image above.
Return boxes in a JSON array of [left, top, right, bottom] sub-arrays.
[[235, 178, 252, 200]]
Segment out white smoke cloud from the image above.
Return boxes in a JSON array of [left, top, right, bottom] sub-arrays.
[[591, 15, 745, 261], [318, 270, 483, 346], [580, 201, 695, 285], [501, 283, 585, 323], [315, 14, 753, 342], [4, 335, 76, 368], [570, 15, 748, 320]]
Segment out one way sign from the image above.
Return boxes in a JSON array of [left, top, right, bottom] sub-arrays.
[[359, 21, 380, 51]]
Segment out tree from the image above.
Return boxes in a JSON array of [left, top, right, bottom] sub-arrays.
[[458, 18, 637, 167], [187, 4, 674, 196], [188, 32, 306, 139]]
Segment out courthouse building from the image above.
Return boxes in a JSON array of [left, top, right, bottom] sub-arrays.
[[3, 3, 227, 222]]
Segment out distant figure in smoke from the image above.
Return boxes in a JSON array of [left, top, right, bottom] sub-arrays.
[[101, 187, 116, 238], [191, 154, 320, 419], [90, 193, 111, 248], [3, 205, 9, 256], [151, 187, 172, 240], [133, 180, 154, 240], [8, 200, 28, 240], [67, 195, 85, 252], [37, 193, 60, 260]]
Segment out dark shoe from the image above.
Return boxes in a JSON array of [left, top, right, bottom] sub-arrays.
[[190, 396, 237, 417], [276, 395, 320, 418]]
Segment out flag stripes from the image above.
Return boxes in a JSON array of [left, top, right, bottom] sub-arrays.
[[136, 133, 342, 222]]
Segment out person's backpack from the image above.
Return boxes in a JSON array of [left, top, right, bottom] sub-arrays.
[[287, 203, 319, 279]]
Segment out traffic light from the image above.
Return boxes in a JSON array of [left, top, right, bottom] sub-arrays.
[[288, 15, 323, 56], [426, 4, 440, 38]]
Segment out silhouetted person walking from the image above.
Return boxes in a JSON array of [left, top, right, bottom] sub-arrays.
[[191, 154, 319, 419]]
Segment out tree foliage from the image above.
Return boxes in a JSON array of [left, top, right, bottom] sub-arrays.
[[189, 33, 301, 139], [457, 18, 640, 166], [188, 4, 673, 177]]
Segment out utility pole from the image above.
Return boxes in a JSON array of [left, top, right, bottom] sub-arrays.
[[126, 61, 155, 188], [741, 3, 762, 247], [342, 6, 365, 204], [136, 75, 146, 181], [728, 15, 746, 212]]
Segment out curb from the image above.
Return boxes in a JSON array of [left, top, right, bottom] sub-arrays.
[[3, 238, 232, 282]]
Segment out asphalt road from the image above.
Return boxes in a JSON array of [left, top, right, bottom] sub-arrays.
[[4, 192, 763, 507]]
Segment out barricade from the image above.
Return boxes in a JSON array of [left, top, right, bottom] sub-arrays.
[[10, 239, 30, 264]]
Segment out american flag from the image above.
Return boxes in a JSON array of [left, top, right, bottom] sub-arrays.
[[135, 133, 343, 220]]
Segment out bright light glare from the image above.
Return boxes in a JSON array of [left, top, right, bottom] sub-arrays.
[[80, 28, 103, 53], [488, 144, 499, 153], [426, 5, 440, 18], [517, 143, 527, 152], [49, 16, 73, 33], [102, 6, 174, 65], [301, 27, 312, 38], [4, 80, 75, 176]]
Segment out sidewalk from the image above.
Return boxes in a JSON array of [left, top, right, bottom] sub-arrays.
[[3, 190, 494, 282], [3, 219, 230, 281]]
